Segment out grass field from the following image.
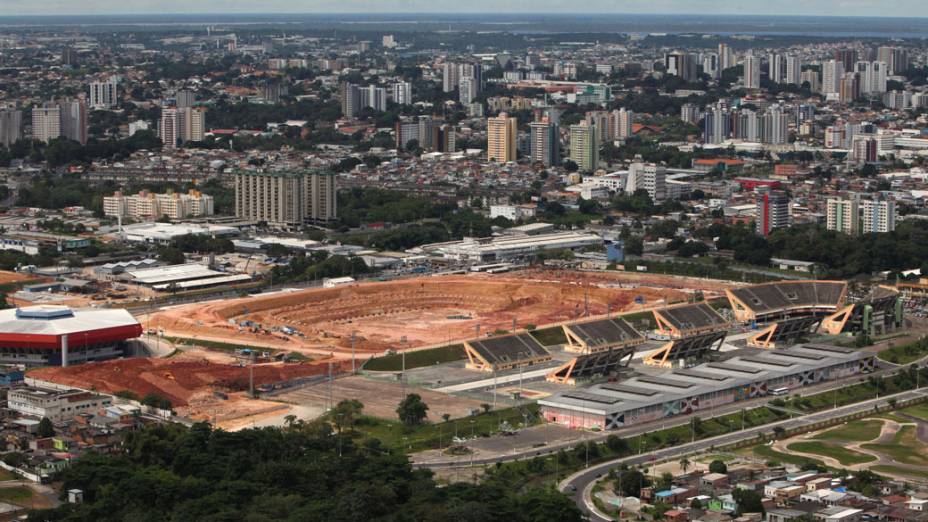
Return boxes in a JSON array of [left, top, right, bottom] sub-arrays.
[[878, 336, 928, 365], [750, 443, 827, 468], [363, 344, 465, 372], [899, 403, 928, 421], [696, 453, 737, 464], [872, 465, 928, 481], [163, 336, 282, 356], [786, 441, 876, 466], [862, 425, 928, 466], [351, 403, 540, 453], [0, 468, 17, 481], [812, 419, 883, 442], [0, 486, 33, 506]]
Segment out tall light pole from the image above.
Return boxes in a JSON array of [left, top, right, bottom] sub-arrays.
[[351, 331, 356, 374]]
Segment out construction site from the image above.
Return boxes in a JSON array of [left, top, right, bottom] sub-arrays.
[[144, 271, 717, 357], [27, 351, 350, 430]]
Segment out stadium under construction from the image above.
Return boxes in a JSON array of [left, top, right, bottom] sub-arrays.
[[431, 280, 901, 431]]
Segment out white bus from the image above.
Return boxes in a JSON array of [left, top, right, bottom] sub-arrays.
[[770, 387, 790, 396]]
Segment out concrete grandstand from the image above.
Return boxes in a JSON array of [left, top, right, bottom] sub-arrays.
[[726, 280, 848, 323]]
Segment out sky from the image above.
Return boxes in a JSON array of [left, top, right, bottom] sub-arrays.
[[2, 0, 928, 17]]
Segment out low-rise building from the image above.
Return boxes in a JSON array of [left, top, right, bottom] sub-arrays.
[[8, 387, 113, 422]]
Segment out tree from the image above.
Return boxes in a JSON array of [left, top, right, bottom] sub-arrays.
[[733, 487, 765, 515], [397, 394, 428, 426], [331, 399, 364, 433], [157, 246, 186, 265], [708, 459, 728, 474], [679, 457, 690, 474], [615, 467, 650, 497], [37, 417, 55, 438]]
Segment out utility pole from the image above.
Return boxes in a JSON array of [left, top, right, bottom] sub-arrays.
[[249, 351, 255, 398], [351, 331, 356, 374]]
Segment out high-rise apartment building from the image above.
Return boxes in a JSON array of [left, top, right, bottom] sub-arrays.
[[822, 60, 844, 95], [877, 46, 909, 75], [856, 61, 888, 94], [839, 72, 861, 103], [681, 103, 700, 125], [340, 83, 360, 118], [835, 49, 858, 72], [486, 112, 517, 163], [160, 106, 206, 149], [235, 170, 337, 228], [175, 89, 196, 109], [610, 108, 633, 140], [392, 82, 412, 105], [826, 197, 860, 236], [743, 55, 761, 89], [569, 121, 599, 173], [719, 43, 735, 70], [59, 99, 88, 145], [861, 198, 895, 234], [0, 106, 21, 147], [756, 188, 789, 236], [160, 108, 181, 150], [665, 52, 697, 82], [768, 53, 786, 84], [31, 104, 61, 143], [785, 55, 802, 85], [703, 106, 731, 145], [529, 117, 559, 167], [89, 76, 118, 109], [442, 62, 459, 93]]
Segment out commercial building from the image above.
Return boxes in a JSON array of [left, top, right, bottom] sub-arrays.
[[234, 169, 337, 228], [628, 163, 667, 202], [826, 197, 859, 236], [569, 121, 599, 173], [103, 190, 215, 221], [0, 305, 141, 367], [487, 112, 517, 163], [8, 387, 114, 422], [121, 222, 238, 244]]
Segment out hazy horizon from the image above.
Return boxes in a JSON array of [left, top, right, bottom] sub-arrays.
[[2, 1, 928, 18]]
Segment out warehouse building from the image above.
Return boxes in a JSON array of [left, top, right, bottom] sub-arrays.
[[0, 306, 142, 366], [538, 344, 875, 430]]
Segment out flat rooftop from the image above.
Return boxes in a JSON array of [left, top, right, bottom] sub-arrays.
[[539, 344, 870, 416]]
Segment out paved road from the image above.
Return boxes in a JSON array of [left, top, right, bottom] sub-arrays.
[[560, 387, 928, 522]]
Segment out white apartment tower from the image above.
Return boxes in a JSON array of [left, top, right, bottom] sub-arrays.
[[89, 76, 118, 109], [826, 197, 860, 236], [744, 55, 761, 89], [861, 199, 896, 234]]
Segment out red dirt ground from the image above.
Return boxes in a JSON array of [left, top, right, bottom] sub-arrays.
[[146, 272, 696, 357], [28, 356, 348, 408]]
